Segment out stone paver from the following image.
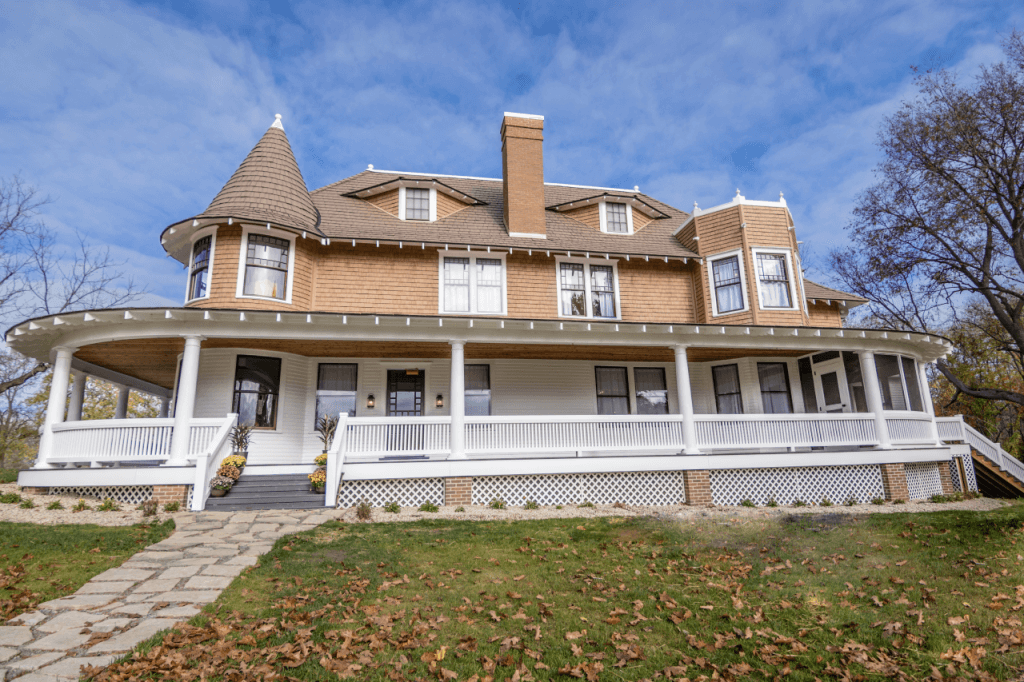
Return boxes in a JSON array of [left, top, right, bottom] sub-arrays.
[[3, 508, 339, 681]]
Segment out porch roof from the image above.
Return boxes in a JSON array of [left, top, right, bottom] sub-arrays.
[[5, 306, 953, 390]]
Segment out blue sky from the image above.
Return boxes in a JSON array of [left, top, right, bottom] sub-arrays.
[[2, 0, 1022, 308]]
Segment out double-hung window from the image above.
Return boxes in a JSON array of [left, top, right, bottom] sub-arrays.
[[711, 255, 744, 314], [756, 252, 792, 308], [712, 364, 743, 414], [243, 234, 290, 300], [634, 367, 669, 415], [465, 365, 492, 416], [315, 363, 358, 426], [233, 355, 281, 429], [558, 260, 619, 319], [757, 362, 793, 414], [188, 236, 211, 300], [440, 253, 506, 314], [595, 366, 630, 415]]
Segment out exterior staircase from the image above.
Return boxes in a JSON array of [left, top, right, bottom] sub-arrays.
[[943, 418, 1024, 498], [203, 473, 326, 511]]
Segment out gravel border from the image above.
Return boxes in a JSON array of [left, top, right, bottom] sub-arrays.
[[0, 482, 170, 526]]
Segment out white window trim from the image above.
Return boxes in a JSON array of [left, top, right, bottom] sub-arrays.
[[554, 255, 623, 320], [399, 186, 438, 222], [184, 227, 217, 303], [598, 201, 634, 235], [751, 247, 799, 312], [706, 248, 749, 317], [437, 250, 508, 316], [235, 225, 297, 305]]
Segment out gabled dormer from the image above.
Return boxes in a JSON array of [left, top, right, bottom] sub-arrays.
[[344, 175, 485, 223], [547, 193, 669, 235]]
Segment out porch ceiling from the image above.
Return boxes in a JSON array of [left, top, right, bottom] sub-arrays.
[[74, 337, 813, 389]]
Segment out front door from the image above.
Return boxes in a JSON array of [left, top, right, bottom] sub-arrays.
[[812, 357, 850, 413], [386, 369, 425, 416]]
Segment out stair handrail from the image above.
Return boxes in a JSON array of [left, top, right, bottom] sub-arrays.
[[958, 418, 1024, 487], [190, 413, 239, 512], [325, 413, 349, 508]]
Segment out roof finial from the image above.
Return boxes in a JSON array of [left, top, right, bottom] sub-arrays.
[[271, 114, 284, 130], [736, 188, 741, 196], [367, 164, 374, 170], [779, 191, 786, 205], [633, 185, 639, 192]]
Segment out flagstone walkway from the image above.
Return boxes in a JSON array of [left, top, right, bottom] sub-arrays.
[[0, 509, 338, 682]]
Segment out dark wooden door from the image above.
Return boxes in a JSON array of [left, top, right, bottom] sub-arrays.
[[387, 369, 424, 416]]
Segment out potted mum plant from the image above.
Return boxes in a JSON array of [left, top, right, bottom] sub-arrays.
[[308, 468, 327, 493], [222, 454, 247, 471], [230, 424, 253, 461], [210, 476, 234, 497], [315, 415, 338, 454]]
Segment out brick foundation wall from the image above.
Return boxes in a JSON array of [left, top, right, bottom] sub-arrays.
[[444, 477, 472, 507], [152, 485, 189, 505], [683, 470, 713, 506], [21, 487, 48, 495], [880, 463, 909, 501], [937, 462, 956, 495]]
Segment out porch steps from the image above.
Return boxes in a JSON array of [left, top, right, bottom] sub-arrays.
[[970, 453, 1024, 498], [204, 474, 326, 512]]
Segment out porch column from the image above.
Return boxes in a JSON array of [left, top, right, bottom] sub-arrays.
[[918, 361, 943, 445], [36, 346, 76, 469], [168, 336, 203, 465], [114, 385, 130, 419], [67, 372, 87, 422], [673, 346, 699, 454], [158, 398, 169, 418], [859, 350, 892, 449], [449, 340, 466, 460]]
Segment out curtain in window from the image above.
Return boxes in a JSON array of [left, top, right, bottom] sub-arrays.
[[713, 256, 743, 313], [605, 203, 628, 233], [243, 235, 289, 299], [232, 355, 282, 428], [874, 354, 907, 411], [443, 258, 470, 312], [465, 364, 491, 416], [901, 357, 924, 412], [476, 259, 502, 313], [595, 366, 630, 415], [634, 367, 668, 415], [713, 364, 743, 414], [405, 188, 429, 220], [590, 265, 616, 318], [757, 253, 791, 308], [758, 363, 793, 414], [316, 363, 357, 425], [560, 263, 586, 316]]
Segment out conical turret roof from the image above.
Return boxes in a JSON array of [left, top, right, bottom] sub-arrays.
[[198, 115, 319, 231]]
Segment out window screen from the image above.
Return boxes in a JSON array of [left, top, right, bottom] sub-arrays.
[[901, 356, 924, 412], [712, 256, 743, 313], [405, 188, 429, 220], [605, 203, 628, 233], [316, 364, 357, 426], [798, 358, 817, 413], [465, 365, 491, 416], [757, 362, 793, 414], [188, 236, 211, 300], [712, 364, 743, 414], [634, 367, 668, 415], [843, 351, 868, 412], [233, 355, 282, 429], [875, 354, 907, 411], [595, 366, 630, 415], [243, 234, 289, 299], [756, 253, 791, 308]]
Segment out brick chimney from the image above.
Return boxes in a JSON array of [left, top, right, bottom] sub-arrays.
[[501, 113, 546, 237]]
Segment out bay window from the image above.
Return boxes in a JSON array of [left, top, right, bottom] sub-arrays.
[[439, 253, 506, 314], [557, 258, 620, 319], [241, 233, 291, 300], [710, 253, 745, 315], [754, 250, 795, 309]]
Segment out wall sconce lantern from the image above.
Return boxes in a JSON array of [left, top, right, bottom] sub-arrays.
[[436, 394, 444, 408], [366, 394, 375, 409]]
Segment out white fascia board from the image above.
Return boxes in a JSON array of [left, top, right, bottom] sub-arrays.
[[340, 446, 952, 480], [18, 465, 196, 488]]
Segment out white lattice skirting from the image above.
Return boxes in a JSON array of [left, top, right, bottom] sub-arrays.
[[48, 485, 153, 505], [949, 452, 979, 493], [471, 471, 687, 506], [710, 465, 884, 506], [905, 462, 944, 500], [336, 478, 445, 508]]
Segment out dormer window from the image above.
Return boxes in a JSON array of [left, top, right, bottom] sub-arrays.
[[599, 201, 634, 234], [405, 188, 430, 220], [187, 235, 212, 301]]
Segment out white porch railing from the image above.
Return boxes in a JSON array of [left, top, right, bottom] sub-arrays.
[[466, 414, 686, 455], [885, 412, 939, 446], [936, 416, 1024, 487], [325, 414, 348, 507], [344, 417, 452, 460], [190, 414, 238, 512], [695, 413, 878, 449], [47, 417, 227, 467]]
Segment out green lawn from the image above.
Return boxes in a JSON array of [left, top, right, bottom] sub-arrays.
[[0, 468, 19, 484], [93, 505, 1024, 681], [0, 520, 174, 621]]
